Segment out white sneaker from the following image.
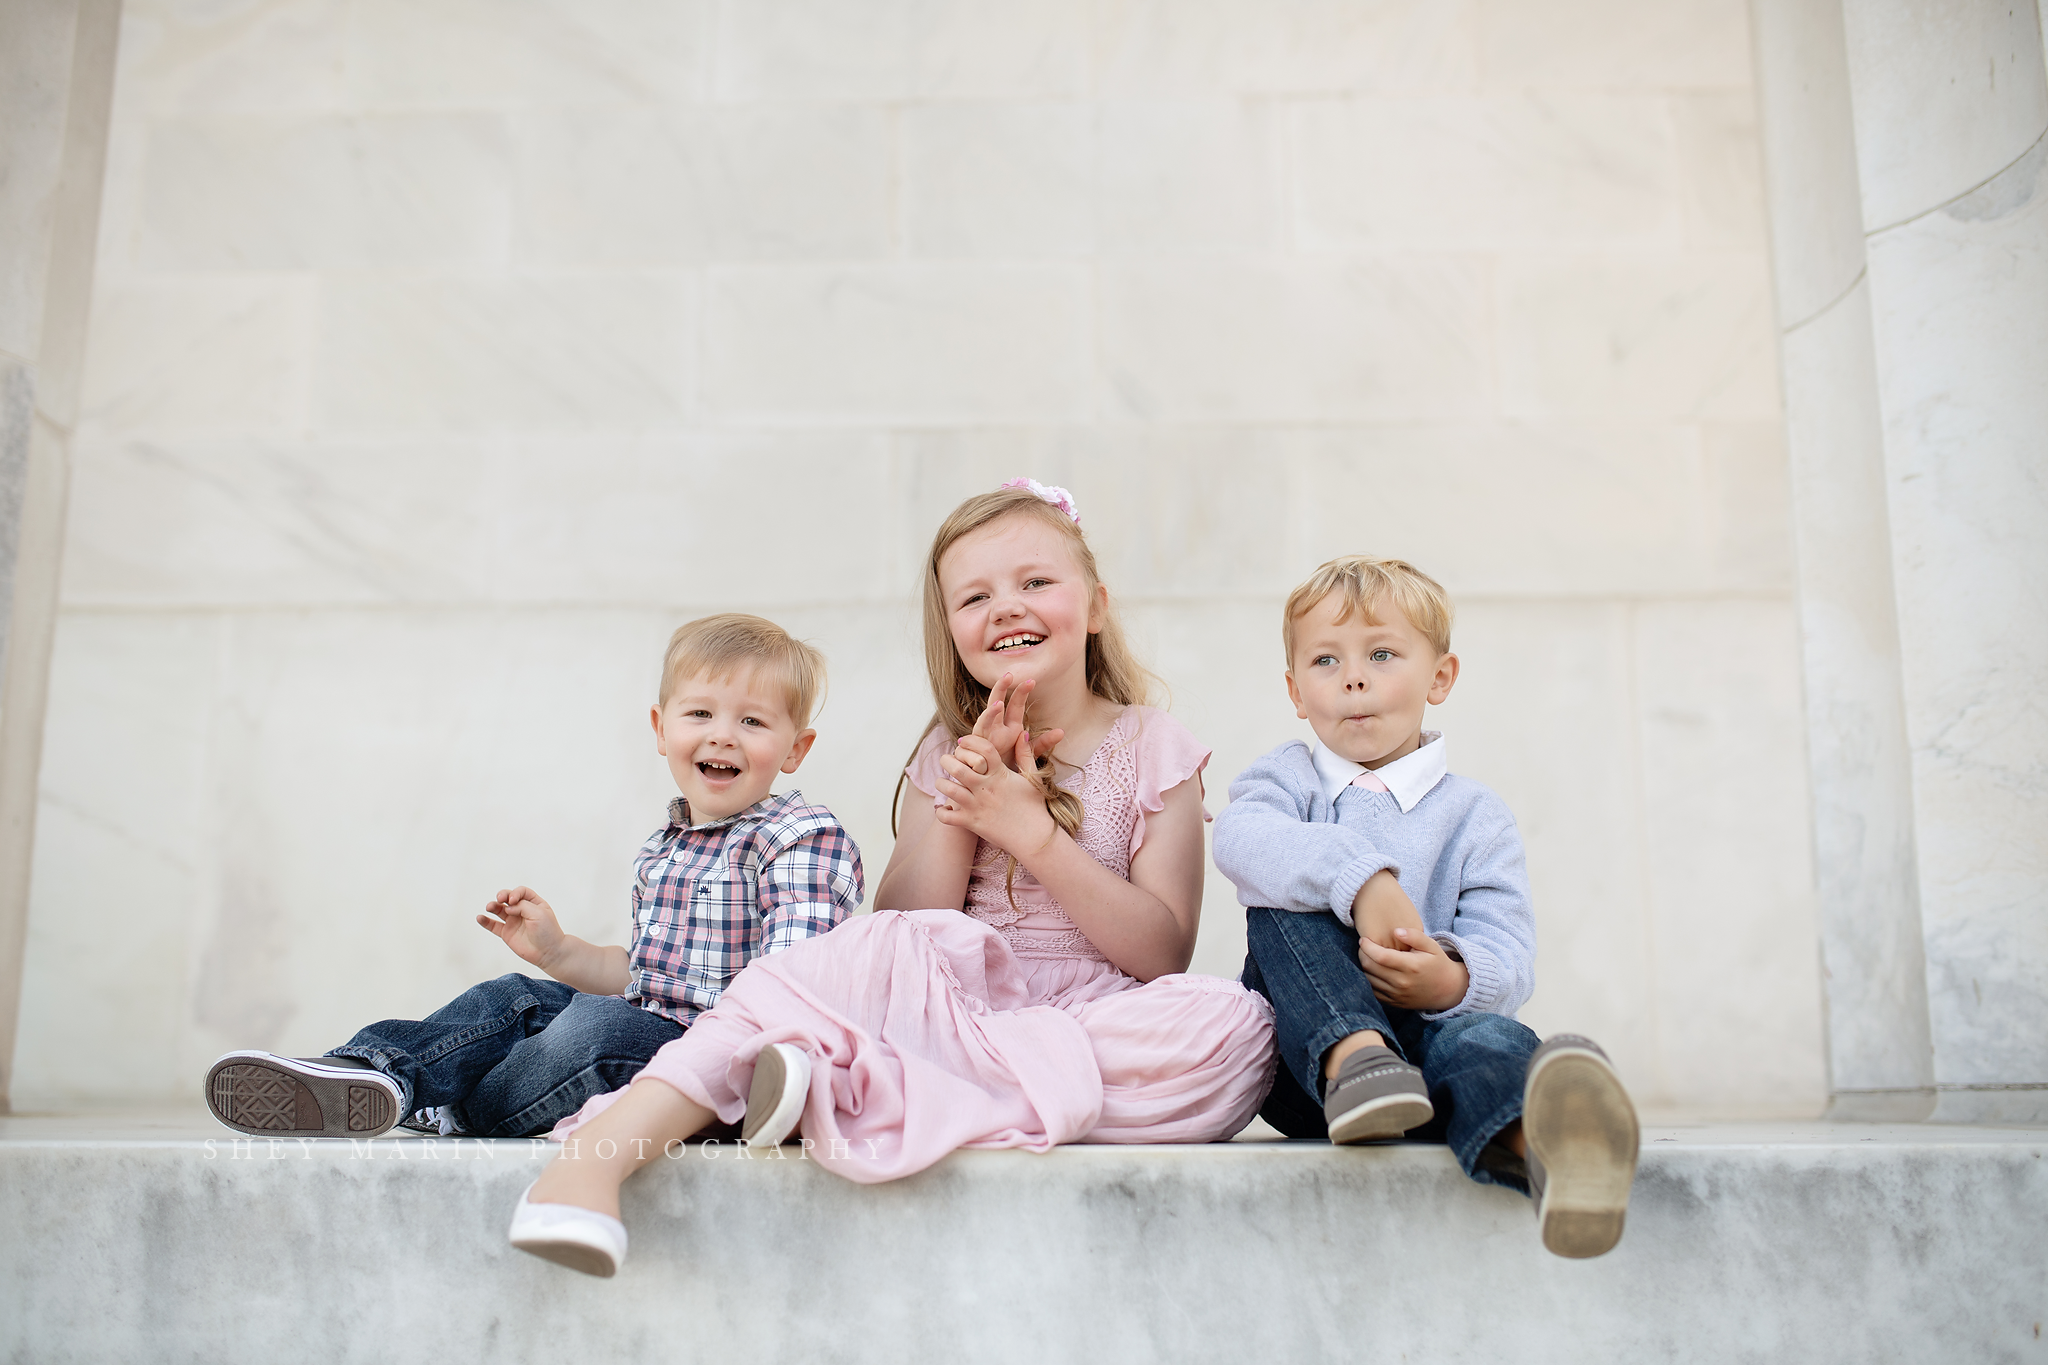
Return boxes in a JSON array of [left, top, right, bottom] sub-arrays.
[[508, 1184, 628, 1278], [741, 1042, 811, 1149], [205, 1051, 403, 1138]]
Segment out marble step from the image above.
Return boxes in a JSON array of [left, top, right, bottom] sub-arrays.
[[2, 1114, 2043, 1364]]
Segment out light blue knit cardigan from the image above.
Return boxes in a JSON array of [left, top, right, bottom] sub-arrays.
[[1211, 740, 1536, 1019]]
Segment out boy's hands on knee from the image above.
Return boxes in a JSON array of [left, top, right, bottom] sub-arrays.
[[1353, 869, 1427, 950], [1358, 928, 1469, 1012], [1354, 871, 1466, 1009]]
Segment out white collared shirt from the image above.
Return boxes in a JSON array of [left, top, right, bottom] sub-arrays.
[[1311, 731, 1447, 813]]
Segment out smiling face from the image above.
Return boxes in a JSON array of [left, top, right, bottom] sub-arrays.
[[1286, 590, 1459, 769], [937, 511, 1106, 695], [649, 667, 816, 823]]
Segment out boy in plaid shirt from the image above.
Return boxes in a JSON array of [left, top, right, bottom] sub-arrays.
[[205, 614, 864, 1140]]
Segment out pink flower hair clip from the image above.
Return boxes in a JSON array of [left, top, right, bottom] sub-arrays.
[[1002, 477, 1080, 525]]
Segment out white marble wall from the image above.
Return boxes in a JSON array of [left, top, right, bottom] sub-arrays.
[[0, 0, 122, 1109], [12, 0, 1825, 1118]]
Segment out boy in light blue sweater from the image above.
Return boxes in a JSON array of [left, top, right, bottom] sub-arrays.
[[1212, 556, 1640, 1258]]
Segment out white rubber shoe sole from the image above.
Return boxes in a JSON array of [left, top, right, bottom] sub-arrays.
[[741, 1042, 811, 1149], [1326, 1088, 1436, 1144], [508, 1184, 628, 1278], [1323, 1046, 1434, 1144], [1524, 1037, 1640, 1259], [205, 1051, 402, 1138]]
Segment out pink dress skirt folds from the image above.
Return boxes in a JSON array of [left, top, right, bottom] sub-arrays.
[[553, 705, 1277, 1184]]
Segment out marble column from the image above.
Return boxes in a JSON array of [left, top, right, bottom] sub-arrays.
[[1753, 0, 2048, 1122], [1749, 0, 1935, 1120], [1841, 0, 2048, 1123], [0, 0, 122, 1110]]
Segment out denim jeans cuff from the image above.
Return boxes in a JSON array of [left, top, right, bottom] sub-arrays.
[[1453, 1097, 1528, 1194], [1302, 1016, 1409, 1088], [496, 1069, 615, 1139]]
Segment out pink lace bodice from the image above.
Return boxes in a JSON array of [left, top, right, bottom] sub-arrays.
[[905, 706, 1211, 962]]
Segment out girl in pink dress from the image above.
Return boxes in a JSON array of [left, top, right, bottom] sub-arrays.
[[509, 482, 1277, 1275]]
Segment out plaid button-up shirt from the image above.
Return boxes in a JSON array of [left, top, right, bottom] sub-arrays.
[[627, 789, 863, 1025]]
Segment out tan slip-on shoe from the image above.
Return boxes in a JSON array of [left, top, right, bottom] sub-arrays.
[[1524, 1034, 1640, 1258]]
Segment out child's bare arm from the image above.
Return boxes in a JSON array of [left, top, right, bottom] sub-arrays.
[[874, 787, 978, 912], [477, 887, 632, 996], [1352, 869, 1428, 951], [876, 691, 1063, 914], [936, 732, 1201, 981]]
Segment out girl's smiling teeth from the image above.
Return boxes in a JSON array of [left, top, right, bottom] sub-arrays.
[[991, 632, 1045, 652]]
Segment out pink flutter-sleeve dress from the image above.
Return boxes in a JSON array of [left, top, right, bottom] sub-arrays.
[[553, 705, 1276, 1184]]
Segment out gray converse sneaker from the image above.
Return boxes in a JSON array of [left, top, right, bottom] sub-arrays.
[[396, 1108, 440, 1135], [205, 1051, 402, 1138], [1523, 1034, 1639, 1258], [1323, 1044, 1433, 1143], [397, 1106, 469, 1137]]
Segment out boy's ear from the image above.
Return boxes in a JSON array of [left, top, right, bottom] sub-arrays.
[[649, 704, 665, 752], [1427, 652, 1460, 706], [780, 728, 818, 774], [1284, 671, 1309, 721]]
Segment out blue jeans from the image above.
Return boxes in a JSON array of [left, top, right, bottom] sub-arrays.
[[1241, 907, 1538, 1191], [327, 973, 684, 1138]]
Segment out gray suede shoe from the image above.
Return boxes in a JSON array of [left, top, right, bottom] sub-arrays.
[[1523, 1034, 1639, 1258], [1323, 1044, 1433, 1143], [205, 1051, 402, 1138]]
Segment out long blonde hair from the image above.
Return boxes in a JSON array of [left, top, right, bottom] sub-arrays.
[[891, 487, 1156, 841]]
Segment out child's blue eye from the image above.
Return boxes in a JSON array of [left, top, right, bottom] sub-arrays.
[[1371, 650, 1393, 662], [1315, 655, 1337, 667]]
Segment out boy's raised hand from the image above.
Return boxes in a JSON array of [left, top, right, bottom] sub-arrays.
[[1358, 929, 1470, 1013], [478, 886, 566, 970]]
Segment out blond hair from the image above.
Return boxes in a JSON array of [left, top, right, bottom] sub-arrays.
[[1282, 556, 1455, 662], [658, 613, 826, 729], [893, 487, 1157, 841]]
